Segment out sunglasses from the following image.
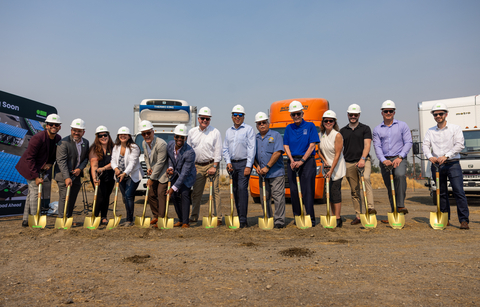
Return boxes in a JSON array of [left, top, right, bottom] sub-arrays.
[[323, 119, 335, 124], [199, 117, 211, 121], [433, 112, 446, 117], [47, 123, 60, 127], [141, 131, 152, 136], [256, 121, 268, 126], [174, 135, 185, 140], [232, 113, 244, 117], [98, 133, 109, 138], [291, 112, 302, 117], [383, 110, 395, 114], [348, 113, 359, 117]]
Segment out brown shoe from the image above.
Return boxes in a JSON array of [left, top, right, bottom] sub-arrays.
[[381, 220, 389, 224], [181, 223, 190, 228], [217, 219, 222, 226], [460, 221, 469, 230], [189, 218, 197, 223], [447, 221, 451, 226], [150, 218, 158, 225], [368, 208, 377, 215], [351, 217, 361, 225], [397, 207, 409, 214], [174, 222, 183, 227]]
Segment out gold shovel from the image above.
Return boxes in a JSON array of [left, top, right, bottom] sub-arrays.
[[358, 167, 377, 229], [387, 166, 405, 229], [258, 174, 273, 230], [84, 179, 101, 230], [106, 180, 122, 229], [320, 166, 336, 229], [55, 185, 74, 230], [294, 168, 312, 229], [203, 176, 218, 228], [158, 176, 174, 229], [430, 164, 448, 230], [28, 176, 47, 229], [224, 172, 240, 229], [135, 186, 151, 228]]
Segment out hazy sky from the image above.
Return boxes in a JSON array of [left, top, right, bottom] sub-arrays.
[[1, 0, 479, 161]]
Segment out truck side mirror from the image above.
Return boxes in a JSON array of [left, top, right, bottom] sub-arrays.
[[413, 142, 420, 155]]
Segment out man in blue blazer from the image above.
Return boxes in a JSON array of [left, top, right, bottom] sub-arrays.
[[166, 124, 196, 228]]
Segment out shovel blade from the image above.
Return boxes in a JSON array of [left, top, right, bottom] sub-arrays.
[[430, 211, 448, 230], [158, 217, 174, 229], [258, 217, 274, 230], [295, 215, 312, 229], [55, 217, 73, 230], [84, 216, 101, 230], [224, 216, 240, 229], [106, 215, 122, 230], [135, 216, 151, 228], [360, 213, 377, 229], [320, 215, 336, 229], [387, 212, 405, 229], [202, 216, 218, 229]]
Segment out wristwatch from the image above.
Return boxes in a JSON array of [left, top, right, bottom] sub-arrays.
[[361, 157, 366, 160], [266, 165, 271, 169], [300, 158, 306, 163]]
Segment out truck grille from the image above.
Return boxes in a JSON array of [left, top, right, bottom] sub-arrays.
[[140, 161, 150, 179]]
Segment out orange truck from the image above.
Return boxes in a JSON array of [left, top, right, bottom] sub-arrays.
[[250, 98, 330, 203]]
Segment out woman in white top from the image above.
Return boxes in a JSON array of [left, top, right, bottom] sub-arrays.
[[319, 110, 346, 227], [111, 126, 144, 226]]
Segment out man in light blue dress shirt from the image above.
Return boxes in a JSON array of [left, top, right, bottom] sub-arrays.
[[373, 100, 412, 221], [223, 105, 256, 228]]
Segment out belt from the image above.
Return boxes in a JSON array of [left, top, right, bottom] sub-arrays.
[[231, 159, 247, 163], [195, 159, 214, 166], [444, 159, 460, 164], [291, 155, 313, 160], [385, 156, 400, 159]]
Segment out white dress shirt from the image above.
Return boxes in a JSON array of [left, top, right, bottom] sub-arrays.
[[187, 125, 223, 163], [422, 122, 464, 160]]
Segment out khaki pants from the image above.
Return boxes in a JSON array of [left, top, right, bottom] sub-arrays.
[[345, 158, 374, 217], [190, 163, 221, 221]]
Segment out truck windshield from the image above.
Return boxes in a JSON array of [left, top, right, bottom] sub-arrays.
[[271, 126, 320, 137], [461, 130, 480, 158], [134, 134, 175, 154]]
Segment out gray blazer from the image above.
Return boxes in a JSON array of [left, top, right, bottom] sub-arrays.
[[54, 135, 89, 182], [142, 137, 168, 183]]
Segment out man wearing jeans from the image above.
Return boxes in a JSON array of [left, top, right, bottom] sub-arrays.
[[340, 104, 376, 225], [373, 100, 412, 223], [422, 102, 470, 229], [223, 105, 255, 228]]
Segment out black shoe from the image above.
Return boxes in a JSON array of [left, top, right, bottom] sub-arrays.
[[22, 220, 28, 227], [275, 224, 285, 229], [368, 208, 377, 215], [240, 222, 248, 229], [336, 218, 343, 228]]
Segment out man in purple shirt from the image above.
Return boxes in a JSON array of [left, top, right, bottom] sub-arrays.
[[373, 100, 412, 221]]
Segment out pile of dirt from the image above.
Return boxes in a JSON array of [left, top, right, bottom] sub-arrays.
[[278, 247, 314, 257]]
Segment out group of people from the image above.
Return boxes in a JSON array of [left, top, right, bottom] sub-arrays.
[[18, 99, 470, 230]]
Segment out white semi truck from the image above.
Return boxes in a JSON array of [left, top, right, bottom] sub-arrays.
[[133, 99, 197, 193], [415, 95, 480, 203]]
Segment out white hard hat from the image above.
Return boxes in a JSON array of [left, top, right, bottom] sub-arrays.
[[46, 114, 62, 124], [289, 100, 304, 113], [139, 120, 154, 132], [431, 102, 449, 113], [174, 124, 188, 136], [381, 100, 396, 110], [117, 126, 131, 135], [70, 118, 85, 129], [231, 105, 245, 114], [255, 112, 269, 122], [199, 107, 212, 117], [322, 110, 337, 120], [95, 125, 109, 134], [347, 104, 361, 114]]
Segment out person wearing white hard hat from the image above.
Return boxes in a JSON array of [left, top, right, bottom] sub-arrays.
[[283, 100, 320, 226], [16, 113, 62, 227], [187, 107, 223, 225], [340, 104, 376, 225], [222, 105, 255, 228], [88, 125, 115, 225], [253, 111, 286, 228], [373, 100, 412, 223], [166, 124, 196, 228], [111, 126, 144, 226], [139, 120, 168, 227], [318, 110, 346, 227], [422, 103, 470, 229], [55, 118, 90, 226]]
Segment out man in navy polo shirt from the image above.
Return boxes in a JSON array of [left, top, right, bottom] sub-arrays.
[[254, 112, 286, 228], [283, 101, 320, 226]]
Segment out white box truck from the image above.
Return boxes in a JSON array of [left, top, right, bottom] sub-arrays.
[[133, 99, 197, 193], [415, 95, 480, 203]]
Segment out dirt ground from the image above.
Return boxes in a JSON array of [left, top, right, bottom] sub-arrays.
[[1, 185, 479, 307]]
